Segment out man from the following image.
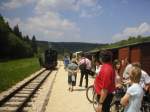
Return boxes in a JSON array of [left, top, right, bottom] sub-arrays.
[[79, 53, 91, 88], [38, 55, 43, 67], [94, 51, 116, 112]]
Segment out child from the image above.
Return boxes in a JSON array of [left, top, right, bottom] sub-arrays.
[[67, 60, 78, 92], [121, 66, 144, 112]]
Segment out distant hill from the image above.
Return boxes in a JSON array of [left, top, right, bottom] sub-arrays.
[[37, 41, 106, 55]]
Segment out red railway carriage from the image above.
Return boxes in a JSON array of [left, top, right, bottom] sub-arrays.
[[118, 47, 130, 61], [130, 46, 141, 62], [140, 42, 150, 75], [111, 42, 150, 75], [118, 42, 150, 75], [86, 41, 150, 75]]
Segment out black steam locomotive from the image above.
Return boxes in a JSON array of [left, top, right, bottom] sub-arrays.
[[44, 48, 57, 69]]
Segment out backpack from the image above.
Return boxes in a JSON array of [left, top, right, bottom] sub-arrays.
[[79, 59, 87, 70]]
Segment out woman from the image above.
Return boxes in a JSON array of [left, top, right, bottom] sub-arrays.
[[113, 59, 122, 88], [95, 59, 102, 75], [121, 66, 144, 112]]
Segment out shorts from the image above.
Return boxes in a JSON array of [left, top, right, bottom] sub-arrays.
[[68, 74, 77, 86]]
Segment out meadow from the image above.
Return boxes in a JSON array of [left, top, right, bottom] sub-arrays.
[[0, 58, 40, 93]]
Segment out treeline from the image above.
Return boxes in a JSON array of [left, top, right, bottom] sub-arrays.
[[101, 35, 150, 49], [48, 42, 105, 54], [0, 14, 38, 60], [36, 41, 105, 55]]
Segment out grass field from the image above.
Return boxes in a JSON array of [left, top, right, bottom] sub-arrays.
[[0, 58, 40, 93]]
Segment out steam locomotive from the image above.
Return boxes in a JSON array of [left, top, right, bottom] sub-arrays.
[[44, 48, 57, 69]]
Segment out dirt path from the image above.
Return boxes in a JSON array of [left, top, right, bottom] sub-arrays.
[[45, 62, 95, 112]]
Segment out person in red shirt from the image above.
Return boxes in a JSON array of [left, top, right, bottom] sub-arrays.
[[94, 51, 116, 112]]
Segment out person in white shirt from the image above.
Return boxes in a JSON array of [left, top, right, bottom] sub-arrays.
[[121, 66, 144, 112], [123, 64, 132, 79], [123, 62, 150, 92], [132, 63, 150, 92], [95, 59, 102, 75]]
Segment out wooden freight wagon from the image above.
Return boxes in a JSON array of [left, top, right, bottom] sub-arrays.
[[137, 42, 150, 75], [86, 41, 150, 75], [117, 42, 150, 75]]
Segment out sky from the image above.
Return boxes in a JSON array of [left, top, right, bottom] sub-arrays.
[[0, 0, 150, 43]]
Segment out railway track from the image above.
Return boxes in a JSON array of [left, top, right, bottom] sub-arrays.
[[0, 69, 52, 112]]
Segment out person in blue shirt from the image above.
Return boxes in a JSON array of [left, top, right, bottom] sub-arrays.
[[67, 60, 78, 92], [64, 56, 70, 70]]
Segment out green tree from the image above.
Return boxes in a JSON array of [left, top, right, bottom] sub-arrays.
[[8, 33, 33, 58], [32, 35, 38, 54], [13, 25, 22, 39], [0, 15, 10, 59], [24, 35, 30, 43], [0, 14, 34, 60]]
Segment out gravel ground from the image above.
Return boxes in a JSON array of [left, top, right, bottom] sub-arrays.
[[45, 62, 95, 112]]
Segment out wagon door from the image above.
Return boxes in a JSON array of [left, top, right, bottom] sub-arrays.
[[130, 47, 141, 63]]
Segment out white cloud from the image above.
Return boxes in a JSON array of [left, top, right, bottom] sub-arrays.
[[5, 17, 22, 27], [35, 0, 79, 14], [79, 0, 98, 7], [1, 0, 35, 10], [6, 12, 80, 42], [1, 0, 102, 17], [35, 0, 102, 18], [80, 5, 102, 18], [2, 0, 102, 42], [113, 22, 150, 41]]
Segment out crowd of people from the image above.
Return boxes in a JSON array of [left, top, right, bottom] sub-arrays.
[[64, 54, 92, 91], [63, 50, 150, 112]]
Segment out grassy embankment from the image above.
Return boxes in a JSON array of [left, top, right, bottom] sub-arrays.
[[0, 58, 40, 93]]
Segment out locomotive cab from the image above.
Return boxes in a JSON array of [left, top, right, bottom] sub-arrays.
[[44, 49, 57, 69]]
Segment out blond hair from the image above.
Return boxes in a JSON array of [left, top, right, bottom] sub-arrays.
[[132, 62, 141, 68], [129, 66, 141, 83]]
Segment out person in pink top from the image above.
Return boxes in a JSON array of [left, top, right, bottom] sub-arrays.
[[79, 53, 91, 88]]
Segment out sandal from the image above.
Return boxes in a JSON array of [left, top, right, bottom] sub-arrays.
[[70, 88, 73, 92]]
